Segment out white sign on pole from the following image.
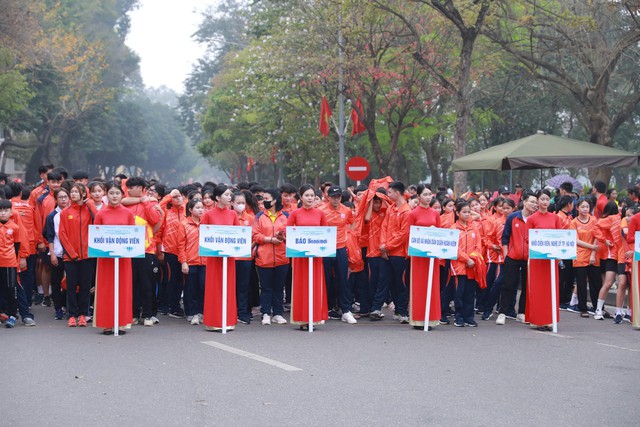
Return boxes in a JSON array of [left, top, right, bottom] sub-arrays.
[[199, 225, 252, 258], [408, 226, 459, 259], [88, 225, 145, 258], [88, 225, 145, 337], [286, 226, 337, 332], [528, 229, 577, 260], [286, 226, 337, 258]]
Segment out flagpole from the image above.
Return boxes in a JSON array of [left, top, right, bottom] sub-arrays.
[[338, 14, 346, 189]]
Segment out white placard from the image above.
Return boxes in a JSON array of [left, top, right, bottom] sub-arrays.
[[88, 225, 145, 258], [286, 226, 337, 258], [408, 226, 459, 260], [199, 225, 252, 257], [528, 229, 577, 260]]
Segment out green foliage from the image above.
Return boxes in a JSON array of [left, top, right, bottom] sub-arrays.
[[0, 48, 32, 125]]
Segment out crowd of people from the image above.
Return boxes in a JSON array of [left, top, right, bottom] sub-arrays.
[[0, 164, 636, 334]]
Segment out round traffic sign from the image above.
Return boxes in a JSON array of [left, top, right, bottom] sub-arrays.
[[346, 156, 370, 181]]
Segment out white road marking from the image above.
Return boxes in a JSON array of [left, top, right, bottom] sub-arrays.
[[201, 341, 303, 371], [533, 331, 572, 338], [595, 342, 640, 353]]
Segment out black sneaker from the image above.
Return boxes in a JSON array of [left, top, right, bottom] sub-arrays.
[[614, 314, 623, 324], [465, 320, 478, 327], [439, 317, 450, 325], [328, 310, 341, 320], [169, 310, 185, 319], [42, 296, 52, 307], [481, 311, 493, 321], [238, 317, 251, 325], [454, 320, 465, 327]]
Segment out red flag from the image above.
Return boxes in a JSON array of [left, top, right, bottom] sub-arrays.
[[350, 97, 366, 136], [246, 157, 255, 172], [319, 96, 332, 137]]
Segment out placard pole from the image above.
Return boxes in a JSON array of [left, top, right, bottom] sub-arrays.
[[550, 259, 558, 333], [309, 257, 314, 333], [114, 258, 119, 337], [222, 257, 228, 334], [424, 259, 434, 332]]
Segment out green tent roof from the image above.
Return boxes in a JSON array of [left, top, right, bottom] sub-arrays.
[[451, 133, 639, 171]]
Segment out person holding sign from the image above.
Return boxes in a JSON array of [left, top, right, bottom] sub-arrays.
[[407, 184, 441, 329], [525, 189, 563, 331], [58, 183, 96, 328], [93, 182, 135, 335], [201, 184, 240, 332], [252, 188, 289, 326], [286, 184, 329, 330]]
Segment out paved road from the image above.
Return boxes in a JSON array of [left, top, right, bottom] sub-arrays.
[[3, 304, 638, 426]]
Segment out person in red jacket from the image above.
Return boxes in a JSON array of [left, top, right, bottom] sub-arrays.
[[252, 188, 289, 326], [375, 181, 410, 323], [156, 188, 186, 318], [179, 198, 206, 325], [450, 201, 484, 327], [232, 191, 255, 325], [320, 185, 356, 324], [496, 192, 538, 326], [124, 177, 161, 326], [58, 183, 96, 327]]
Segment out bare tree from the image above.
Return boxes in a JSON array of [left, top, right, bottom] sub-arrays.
[[483, 0, 640, 184]]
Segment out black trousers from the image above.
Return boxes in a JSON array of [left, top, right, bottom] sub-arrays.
[[64, 259, 94, 317], [499, 257, 527, 315], [132, 254, 156, 319], [574, 265, 602, 311]]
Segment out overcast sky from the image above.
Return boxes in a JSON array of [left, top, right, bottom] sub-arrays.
[[126, 0, 219, 93]]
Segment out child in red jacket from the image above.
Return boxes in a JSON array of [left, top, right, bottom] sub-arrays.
[[450, 201, 484, 327]]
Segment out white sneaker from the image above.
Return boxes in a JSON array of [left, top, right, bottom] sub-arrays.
[[272, 315, 287, 324], [341, 311, 357, 324], [516, 314, 528, 324], [186, 315, 194, 322], [496, 313, 506, 325], [262, 314, 271, 325], [594, 310, 604, 320], [398, 315, 409, 324], [190, 315, 200, 325], [143, 318, 153, 326], [151, 316, 160, 324]]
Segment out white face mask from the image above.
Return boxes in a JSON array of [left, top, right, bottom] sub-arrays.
[[234, 203, 246, 213]]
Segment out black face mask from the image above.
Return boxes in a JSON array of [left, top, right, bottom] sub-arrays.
[[263, 200, 273, 209]]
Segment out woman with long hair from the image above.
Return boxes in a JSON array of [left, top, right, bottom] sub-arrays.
[[252, 188, 290, 325], [93, 182, 135, 335], [593, 201, 623, 320], [525, 189, 564, 331], [407, 184, 440, 329], [286, 184, 329, 330], [201, 184, 240, 331]]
